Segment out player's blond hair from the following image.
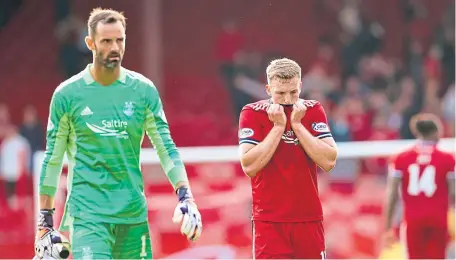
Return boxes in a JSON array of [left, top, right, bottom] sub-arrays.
[[88, 8, 127, 37], [266, 58, 301, 85]]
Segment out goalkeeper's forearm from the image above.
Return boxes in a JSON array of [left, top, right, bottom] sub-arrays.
[[40, 194, 54, 210]]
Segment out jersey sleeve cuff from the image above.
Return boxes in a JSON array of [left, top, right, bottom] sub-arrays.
[[39, 185, 57, 197], [390, 169, 402, 178], [316, 132, 332, 139], [239, 138, 259, 145], [167, 166, 189, 189]]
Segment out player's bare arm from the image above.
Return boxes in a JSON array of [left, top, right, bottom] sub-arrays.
[[448, 172, 455, 204], [240, 104, 286, 177], [382, 170, 401, 247], [384, 174, 401, 231], [290, 101, 337, 172]]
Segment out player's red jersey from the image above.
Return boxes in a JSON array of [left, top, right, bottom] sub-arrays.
[[238, 99, 332, 222], [390, 142, 455, 225]]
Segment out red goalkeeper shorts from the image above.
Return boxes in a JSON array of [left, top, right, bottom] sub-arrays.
[[252, 220, 326, 259]]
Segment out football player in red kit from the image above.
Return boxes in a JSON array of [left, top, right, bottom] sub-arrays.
[[238, 58, 338, 259], [384, 113, 455, 259]]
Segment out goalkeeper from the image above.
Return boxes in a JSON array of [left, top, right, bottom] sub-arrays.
[[36, 8, 202, 259]]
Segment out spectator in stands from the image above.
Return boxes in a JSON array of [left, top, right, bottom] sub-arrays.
[[329, 105, 351, 142], [364, 113, 398, 175], [55, 14, 86, 78], [0, 0, 22, 30], [424, 44, 442, 83], [0, 103, 10, 141], [302, 65, 336, 97], [0, 124, 30, 210], [216, 19, 245, 89], [405, 39, 424, 84], [441, 83, 455, 137], [215, 19, 247, 122], [338, 0, 362, 37], [435, 4, 455, 90], [228, 51, 264, 121], [19, 105, 44, 173], [344, 96, 373, 141], [310, 38, 338, 77], [401, 0, 427, 24]]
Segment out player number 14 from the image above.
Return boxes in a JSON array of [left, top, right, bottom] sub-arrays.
[[407, 164, 437, 197]]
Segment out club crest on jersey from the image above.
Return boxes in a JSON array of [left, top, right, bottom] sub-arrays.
[[81, 247, 93, 260], [312, 122, 328, 133], [239, 128, 254, 138], [123, 101, 134, 117], [282, 130, 299, 145]]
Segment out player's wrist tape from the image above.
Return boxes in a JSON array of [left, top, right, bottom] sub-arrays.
[[38, 208, 55, 228], [176, 187, 194, 202]]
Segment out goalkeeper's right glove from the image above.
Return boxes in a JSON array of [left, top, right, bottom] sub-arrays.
[[34, 209, 71, 260]]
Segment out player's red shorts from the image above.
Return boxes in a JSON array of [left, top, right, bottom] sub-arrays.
[[401, 221, 448, 259], [253, 220, 326, 259]]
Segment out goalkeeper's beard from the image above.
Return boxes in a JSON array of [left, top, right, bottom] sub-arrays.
[[95, 49, 122, 70]]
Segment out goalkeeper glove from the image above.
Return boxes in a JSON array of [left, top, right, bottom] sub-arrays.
[[172, 187, 202, 241], [34, 209, 71, 259]]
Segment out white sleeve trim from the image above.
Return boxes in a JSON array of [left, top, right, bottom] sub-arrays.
[[390, 169, 403, 178], [239, 139, 259, 145]]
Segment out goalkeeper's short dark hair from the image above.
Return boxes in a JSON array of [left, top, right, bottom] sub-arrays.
[[88, 8, 126, 37]]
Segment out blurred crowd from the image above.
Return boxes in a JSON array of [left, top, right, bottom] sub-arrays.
[[218, 0, 454, 144], [0, 104, 44, 211]]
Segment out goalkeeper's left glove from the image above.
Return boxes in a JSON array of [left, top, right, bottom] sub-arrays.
[[34, 209, 71, 259], [172, 187, 202, 241]]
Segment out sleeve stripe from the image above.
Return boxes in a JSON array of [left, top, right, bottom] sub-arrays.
[[317, 133, 332, 139], [239, 139, 259, 145]]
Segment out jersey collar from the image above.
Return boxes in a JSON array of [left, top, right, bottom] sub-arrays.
[[83, 64, 127, 85], [417, 140, 439, 146]]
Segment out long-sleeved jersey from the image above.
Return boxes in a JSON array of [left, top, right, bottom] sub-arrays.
[[40, 64, 188, 230]]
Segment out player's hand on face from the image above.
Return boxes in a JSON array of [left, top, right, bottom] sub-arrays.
[[290, 99, 308, 124], [267, 104, 286, 127]]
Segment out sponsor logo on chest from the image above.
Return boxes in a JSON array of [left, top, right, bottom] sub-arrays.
[[282, 130, 299, 145], [82, 101, 135, 139]]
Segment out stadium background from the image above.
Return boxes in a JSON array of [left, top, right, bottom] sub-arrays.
[[0, 0, 454, 258]]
